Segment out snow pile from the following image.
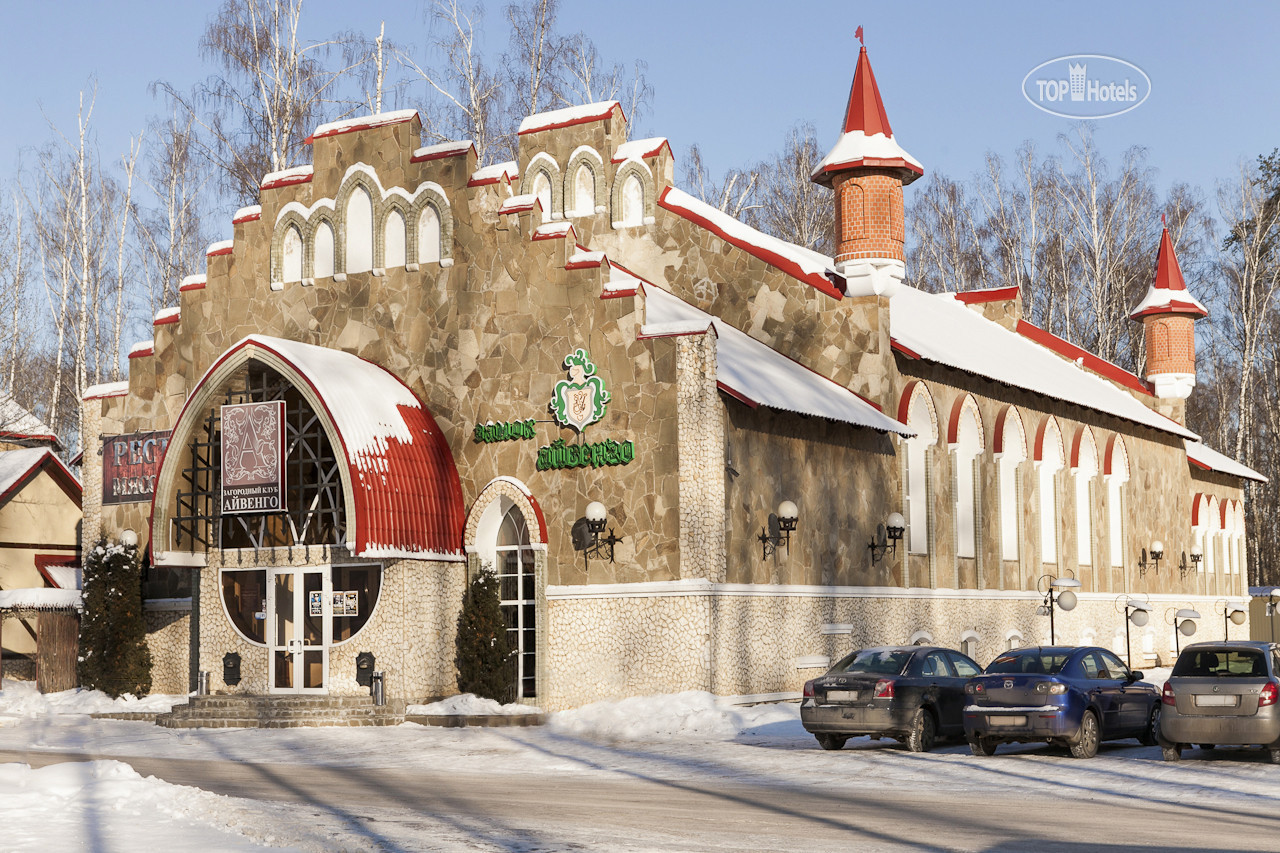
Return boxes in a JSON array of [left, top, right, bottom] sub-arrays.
[[409, 693, 543, 716], [0, 761, 303, 852], [549, 691, 800, 742], [0, 588, 81, 610], [0, 679, 185, 718]]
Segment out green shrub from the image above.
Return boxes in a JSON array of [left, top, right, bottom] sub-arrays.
[[78, 536, 152, 697], [454, 565, 514, 702]]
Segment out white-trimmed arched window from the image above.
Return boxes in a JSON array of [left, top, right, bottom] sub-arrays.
[[532, 172, 552, 220], [345, 187, 374, 273], [1206, 496, 1221, 588], [572, 164, 595, 217], [1036, 417, 1064, 567], [1105, 436, 1129, 571], [620, 174, 644, 227], [901, 383, 939, 557], [1192, 493, 1211, 584], [313, 222, 335, 279], [384, 210, 406, 269], [949, 396, 983, 562], [1072, 427, 1098, 571], [282, 225, 303, 283], [996, 406, 1027, 571], [1006, 630, 1024, 650], [418, 206, 441, 265]]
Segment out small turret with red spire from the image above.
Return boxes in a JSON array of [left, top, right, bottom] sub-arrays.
[[813, 28, 922, 297], [1130, 221, 1207, 402]]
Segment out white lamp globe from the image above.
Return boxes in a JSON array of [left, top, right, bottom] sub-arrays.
[[1150, 540, 1164, 559], [885, 512, 905, 534], [1056, 589, 1078, 612], [777, 500, 798, 523], [1179, 619, 1197, 637], [585, 501, 607, 524], [1130, 609, 1149, 628], [1230, 609, 1247, 626], [120, 529, 139, 548]]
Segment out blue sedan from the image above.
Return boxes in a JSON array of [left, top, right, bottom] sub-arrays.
[[963, 646, 1160, 758]]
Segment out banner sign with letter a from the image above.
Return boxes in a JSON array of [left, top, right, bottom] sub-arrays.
[[220, 400, 286, 515]]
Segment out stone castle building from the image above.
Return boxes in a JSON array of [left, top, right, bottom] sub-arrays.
[[81, 43, 1261, 710]]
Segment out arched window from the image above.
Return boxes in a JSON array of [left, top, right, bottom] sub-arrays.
[[901, 384, 938, 558], [418, 206, 441, 265], [1072, 428, 1098, 573], [282, 226, 303, 283], [1036, 417, 1064, 567], [345, 187, 374, 273], [572, 164, 595, 217], [313, 222, 335, 279], [950, 397, 983, 563], [1006, 630, 1024, 650], [1206, 496, 1220, 590], [495, 504, 537, 700], [384, 210, 406, 269], [532, 172, 552, 220], [620, 174, 644, 227], [1105, 437, 1129, 571], [997, 407, 1027, 573]]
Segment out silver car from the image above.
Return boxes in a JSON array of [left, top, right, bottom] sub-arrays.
[[1158, 641, 1280, 762]]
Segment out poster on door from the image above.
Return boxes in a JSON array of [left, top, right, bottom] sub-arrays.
[[308, 590, 323, 617], [331, 590, 360, 617], [220, 400, 285, 515]]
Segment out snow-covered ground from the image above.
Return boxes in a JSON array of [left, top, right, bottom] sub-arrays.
[[3, 670, 1280, 851]]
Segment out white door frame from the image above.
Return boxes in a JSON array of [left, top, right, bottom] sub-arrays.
[[267, 565, 331, 694]]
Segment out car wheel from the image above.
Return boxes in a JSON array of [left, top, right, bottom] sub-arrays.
[[1069, 710, 1100, 759], [1161, 744, 1183, 762], [1140, 706, 1160, 747], [907, 708, 937, 753], [969, 737, 997, 757], [816, 733, 848, 751], [1268, 748, 1280, 765]]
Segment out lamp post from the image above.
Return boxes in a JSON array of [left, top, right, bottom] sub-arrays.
[[1215, 599, 1247, 639], [1116, 596, 1150, 668], [1268, 592, 1280, 644], [1037, 574, 1080, 645], [1167, 607, 1201, 655]]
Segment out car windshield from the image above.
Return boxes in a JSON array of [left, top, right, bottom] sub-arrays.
[[984, 651, 1071, 675], [833, 649, 912, 675], [1173, 648, 1268, 678]]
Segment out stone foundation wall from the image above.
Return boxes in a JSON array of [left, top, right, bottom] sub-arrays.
[[144, 603, 192, 694], [543, 584, 1250, 709]]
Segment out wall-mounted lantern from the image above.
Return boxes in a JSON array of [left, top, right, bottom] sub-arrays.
[[1178, 544, 1203, 578], [584, 501, 623, 564], [867, 512, 906, 563], [758, 500, 798, 560], [1138, 539, 1164, 577]]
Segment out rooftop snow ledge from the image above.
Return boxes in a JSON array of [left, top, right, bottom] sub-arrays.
[[206, 240, 233, 257], [260, 165, 314, 190], [412, 140, 475, 162], [0, 588, 82, 611], [308, 109, 419, 142], [613, 137, 669, 163], [469, 161, 518, 186], [519, 100, 620, 135], [232, 205, 262, 224], [83, 381, 130, 400]]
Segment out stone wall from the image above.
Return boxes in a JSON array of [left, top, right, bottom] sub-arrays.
[[144, 603, 191, 694]]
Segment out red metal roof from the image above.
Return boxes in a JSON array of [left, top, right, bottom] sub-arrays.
[[843, 47, 893, 138]]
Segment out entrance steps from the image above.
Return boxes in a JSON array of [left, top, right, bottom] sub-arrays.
[[155, 694, 406, 729]]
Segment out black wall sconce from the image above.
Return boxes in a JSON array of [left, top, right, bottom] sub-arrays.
[[867, 512, 906, 563], [758, 500, 799, 560], [356, 651, 376, 688], [584, 501, 623, 564], [1137, 539, 1164, 577], [1178, 544, 1203, 578], [223, 651, 242, 687]]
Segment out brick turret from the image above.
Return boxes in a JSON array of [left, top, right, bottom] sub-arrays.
[[812, 36, 922, 297], [1130, 225, 1207, 401]]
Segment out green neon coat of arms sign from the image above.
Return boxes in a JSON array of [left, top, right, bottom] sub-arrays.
[[550, 348, 610, 432]]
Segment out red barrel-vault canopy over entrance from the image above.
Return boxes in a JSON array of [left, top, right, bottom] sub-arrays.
[[158, 335, 464, 560]]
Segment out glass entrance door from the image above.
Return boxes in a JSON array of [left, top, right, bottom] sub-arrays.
[[267, 567, 329, 693]]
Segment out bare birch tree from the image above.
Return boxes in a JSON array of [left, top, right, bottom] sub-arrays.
[[682, 144, 758, 219], [749, 124, 833, 253]]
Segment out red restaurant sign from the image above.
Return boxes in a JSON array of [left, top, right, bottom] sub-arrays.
[[101, 431, 171, 505], [220, 401, 286, 515]]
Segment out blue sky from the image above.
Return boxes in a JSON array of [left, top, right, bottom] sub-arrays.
[[1, 1, 1276, 217]]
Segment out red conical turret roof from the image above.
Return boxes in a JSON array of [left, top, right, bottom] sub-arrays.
[[812, 45, 922, 188], [1130, 226, 1208, 320]]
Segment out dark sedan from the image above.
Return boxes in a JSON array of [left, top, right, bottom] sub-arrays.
[[963, 646, 1160, 758], [801, 645, 983, 751]]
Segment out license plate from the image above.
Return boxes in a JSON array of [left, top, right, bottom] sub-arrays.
[[825, 690, 861, 702], [988, 715, 1028, 727], [1194, 694, 1240, 707]]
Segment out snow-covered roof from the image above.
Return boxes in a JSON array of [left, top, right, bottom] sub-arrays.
[[0, 448, 80, 505], [1130, 227, 1208, 319], [658, 187, 843, 299], [640, 285, 913, 436], [469, 161, 518, 186], [412, 140, 475, 162], [888, 286, 1198, 440], [519, 101, 620, 135], [813, 47, 922, 187], [43, 564, 81, 590], [0, 394, 55, 442], [232, 206, 261, 224], [533, 222, 575, 241], [308, 109, 419, 142], [193, 336, 465, 559], [499, 194, 540, 215], [0, 588, 81, 611], [179, 274, 207, 291], [612, 137, 669, 163], [83, 381, 129, 401], [260, 165, 314, 190], [1186, 439, 1267, 483], [205, 239, 233, 256], [129, 340, 154, 358], [154, 307, 181, 325]]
